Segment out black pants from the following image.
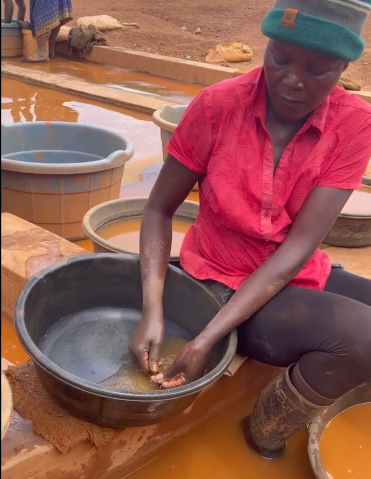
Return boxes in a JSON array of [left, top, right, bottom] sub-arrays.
[[204, 267, 371, 404]]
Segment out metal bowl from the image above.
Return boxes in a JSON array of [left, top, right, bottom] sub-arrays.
[[82, 197, 199, 262], [14, 253, 237, 428], [308, 382, 371, 479], [323, 190, 371, 247]]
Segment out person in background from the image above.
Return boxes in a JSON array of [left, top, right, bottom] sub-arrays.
[[130, 0, 371, 461], [22, 0, 72, 63], [3, 0, 26, 23]]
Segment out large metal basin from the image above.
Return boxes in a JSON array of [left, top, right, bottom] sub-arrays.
[[82, 197, 199, 262], [308, 382, 371, 479], [14, 253, 237, 428], [323, 190, 371, 247]]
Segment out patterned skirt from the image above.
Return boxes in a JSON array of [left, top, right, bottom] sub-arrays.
[[30, 0, 73, 38]]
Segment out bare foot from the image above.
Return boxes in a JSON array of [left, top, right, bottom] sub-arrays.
[[49, 51, 56, 58], [22, 54, 49, 63]]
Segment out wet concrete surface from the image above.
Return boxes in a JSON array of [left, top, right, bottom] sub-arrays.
[[5, 58, 202, 105], [1, 77, 162, 163], [128, 396, 314, 479]]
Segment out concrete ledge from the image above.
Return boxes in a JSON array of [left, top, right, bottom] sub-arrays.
[[1, 212, 279, 479], [325, 246, 371, 279], [7, 48, 371, 109], [1, 63, 178, 115], [1, 358, 278, 479], [55, 42, 241, 86], [54, 44, 371, 105], [1, 213, 88, 322]]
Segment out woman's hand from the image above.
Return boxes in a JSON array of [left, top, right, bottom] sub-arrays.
[[151, 340, 210, 389], [128, 307, 164, 374]]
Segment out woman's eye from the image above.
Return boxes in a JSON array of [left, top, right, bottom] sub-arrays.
[[309, 68, 328, 77], [273, 53, 289, 66]]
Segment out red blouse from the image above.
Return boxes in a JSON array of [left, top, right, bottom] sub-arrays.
[[168, 68, 371, 290]]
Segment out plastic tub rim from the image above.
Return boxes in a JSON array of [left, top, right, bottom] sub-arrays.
[[1, 122, 134, 174], [152, 104, 188, 133], [82, 197, 199, 261]]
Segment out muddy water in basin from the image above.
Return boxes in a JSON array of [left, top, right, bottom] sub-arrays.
[[6, 58, 202, 104], [319, 403, 371, 479], [99, 336, 187, 392], [38, 307, 192, 392], [1, 77, 161, 162], [97, 216, 193, 257]]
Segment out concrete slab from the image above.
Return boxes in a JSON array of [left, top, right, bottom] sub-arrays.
[[1, 213, 88, 323], [325, 246, 371, 279], [1, 63, 178, 115], [55, 43, 241, 86], [54, 44, 371, 105], [1, 213, 279, 479], [1, 355, 278, 479]]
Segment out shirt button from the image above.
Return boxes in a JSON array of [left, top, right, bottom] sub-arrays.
[[263, 210, 270, 218], [267, 248, 275, 256]]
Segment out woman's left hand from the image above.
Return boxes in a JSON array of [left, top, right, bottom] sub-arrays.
[[151, 340, 210, 389]]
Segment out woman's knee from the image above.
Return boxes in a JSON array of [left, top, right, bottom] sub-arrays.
[[343, 318, 371, 379], [319, 301, 371, 385]]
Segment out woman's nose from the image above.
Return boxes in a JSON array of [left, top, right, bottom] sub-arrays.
[[282, 71, 305, 90]]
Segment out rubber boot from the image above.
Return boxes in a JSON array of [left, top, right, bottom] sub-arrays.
[[242, 365, 329, 459]]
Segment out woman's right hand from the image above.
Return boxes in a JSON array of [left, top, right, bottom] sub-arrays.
[[128, 306, 164, 374]]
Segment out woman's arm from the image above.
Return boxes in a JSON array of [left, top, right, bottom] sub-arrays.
[[140, 155, 202, 309], [130, 88, 213, 373], [196, 186, 353, 349], [152, 186, 353, 388], [129, 155, 202, 372]]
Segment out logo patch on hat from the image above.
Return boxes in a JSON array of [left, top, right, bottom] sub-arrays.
[[281, 8, 298, 29]]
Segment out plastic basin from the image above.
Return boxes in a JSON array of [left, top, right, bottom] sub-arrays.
[[323, 190, 371, 247], [152, 104, 199, 192], [14, 253, 237, 427], [82, 197, 199, 262], [1, 122, 134, 240], [1, 19, 23, 58], [308, 382, 370, 479]]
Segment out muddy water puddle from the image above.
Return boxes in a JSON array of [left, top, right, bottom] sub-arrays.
[[1, 316, 30, 366], [1, 77, 161, 162], [128, 396, 314, 479], [6, 58, 202, 104]]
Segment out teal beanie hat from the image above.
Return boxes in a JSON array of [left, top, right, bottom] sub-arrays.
[[261, 0, 371, 61]]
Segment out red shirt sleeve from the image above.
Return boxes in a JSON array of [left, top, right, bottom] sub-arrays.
[[167, 89, 212, 175], [317, 117, 371, 190]]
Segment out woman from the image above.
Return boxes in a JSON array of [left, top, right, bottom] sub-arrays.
[[3, 0, 26, 23], [22, 0, 72, 63], [130, 1, 371, 460]]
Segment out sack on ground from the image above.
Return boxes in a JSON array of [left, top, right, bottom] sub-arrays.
[[56, 25, 71, 43], [76, 15, 138, 32], [337, 76, 361, 91], [205, 42, 253, 64]]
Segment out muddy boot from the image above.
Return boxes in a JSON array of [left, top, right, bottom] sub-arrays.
[[242, 365, 330, 459]]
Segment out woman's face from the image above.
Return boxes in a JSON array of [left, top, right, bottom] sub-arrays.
[[264, 39, 347, 120]]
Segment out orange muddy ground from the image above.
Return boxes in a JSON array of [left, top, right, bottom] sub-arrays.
[[3, 1, 371, 90]]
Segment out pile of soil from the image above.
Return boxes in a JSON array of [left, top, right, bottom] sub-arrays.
[[73, 0, 371, 90], [3, 0, 371, 89]]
